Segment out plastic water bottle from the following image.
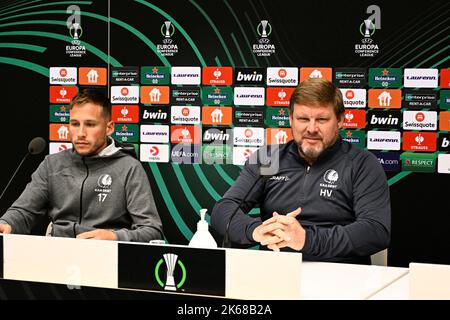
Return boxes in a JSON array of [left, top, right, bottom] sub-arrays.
[[188, 209, 218, 249]]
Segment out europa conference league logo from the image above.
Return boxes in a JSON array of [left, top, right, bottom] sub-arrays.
[[66, 5, 86, 57], [253, 20, 275, 57], [355, 5, 380, 58], [154, 253, 187, 291], [157, 21, 178, 56]]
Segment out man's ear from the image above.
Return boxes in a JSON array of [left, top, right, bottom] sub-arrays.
[[106, 120, 115, 136], [337, 113, 344, 129]]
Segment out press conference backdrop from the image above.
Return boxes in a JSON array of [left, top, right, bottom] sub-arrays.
[[1, 0, 449, 269]]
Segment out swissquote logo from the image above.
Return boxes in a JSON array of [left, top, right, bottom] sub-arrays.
[[110, 86, 139, 104], [233, 127, 264, 146], [403, 111, 437, 131], [50, 67, 77, 84], [340, 89, 366, 108], [171, 106, 200, 124], [266, 67, 298, 86]]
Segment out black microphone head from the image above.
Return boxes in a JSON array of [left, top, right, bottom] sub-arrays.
[[28, 137, 47, 155]]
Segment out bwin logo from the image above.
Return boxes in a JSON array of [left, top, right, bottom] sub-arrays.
[[236, 71, 263, 82], [98, 174, 112, 188], [323, 169, 339, 184], [370, 114, 399, 126]]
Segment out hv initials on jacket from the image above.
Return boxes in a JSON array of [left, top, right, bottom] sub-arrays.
[[212, 138, 391, 264], [1, 140, 163, 242]]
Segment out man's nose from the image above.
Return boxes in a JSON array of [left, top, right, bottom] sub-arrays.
[[306, 120, 318, 133], [77, 125, 87, 137]]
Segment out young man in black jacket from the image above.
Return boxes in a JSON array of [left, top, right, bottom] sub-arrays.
[[212, 78, 390, 264]]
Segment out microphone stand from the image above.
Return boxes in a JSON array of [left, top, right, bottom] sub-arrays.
[[0, 152, 30, 201]]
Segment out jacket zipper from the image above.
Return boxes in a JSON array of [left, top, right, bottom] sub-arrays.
[[79, 157, 89, 224], [302, 165, 311, 198]]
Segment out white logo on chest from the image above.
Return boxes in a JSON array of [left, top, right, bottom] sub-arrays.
[[320, 169, 339, 198]]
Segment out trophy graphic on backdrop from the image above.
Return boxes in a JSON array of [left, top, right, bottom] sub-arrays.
[[164, 21, 172, 38], [163, 253, 178, 291], [261, 20, 269, 37], [71, 23, 80, 40], [363, 19, 374, 37]]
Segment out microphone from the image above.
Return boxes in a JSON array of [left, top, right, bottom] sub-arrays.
[[0, 137, 47, 201], [222, 147, 280, 248]]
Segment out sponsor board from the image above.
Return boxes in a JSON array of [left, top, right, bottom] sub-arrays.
[[202, 106, 233, 126], [140, 125, 170, 143], [368, 68, 402, 88], [110, 86, 139, 104], [171, 86, 201, 105], [140, 144, 170, 163], [401, 152, 436, 172], [367, 131, 401, 150], [79, 67, 107, 85], [111, 67, 139, 84], [341, 89, 366, 108], [233, 108, 265, 126], [113, 124, 139, 142], [266, 67, 298, 86], [233, 87, 265, 106], [49, 105, 70, 123], [140, 107, 170, 124], [371, 151, 401, 171], [234, 68, 266, 85], [403, 111, 437, 131], [50, 67, 77, 85], [340, 130, 366, 149], [403, 89, 437, 109], [170, 106, 201, 124], [403, 68, 438, 88], [367, 110, 402, 129], [334, 68, 367, 87], [402, 131, 437, 152], [112, 105, 139, 123], [265, 107, 290, 128], [171, 67, 201, 85], [233, 127, 265, 146], [140, 66, 170, 85]]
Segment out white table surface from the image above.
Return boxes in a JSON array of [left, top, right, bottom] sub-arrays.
[[300, 261, 409, 300], [368, 273, 409, 300]]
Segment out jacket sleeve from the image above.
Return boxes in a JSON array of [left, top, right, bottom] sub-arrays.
[[114, 161, 164, 242], [0, 158, 50, 234], [211, 162, 264, 245], [301, 152, 391, 259]]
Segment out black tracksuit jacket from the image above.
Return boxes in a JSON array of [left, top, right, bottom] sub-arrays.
[[211, 138, 391, 264]]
